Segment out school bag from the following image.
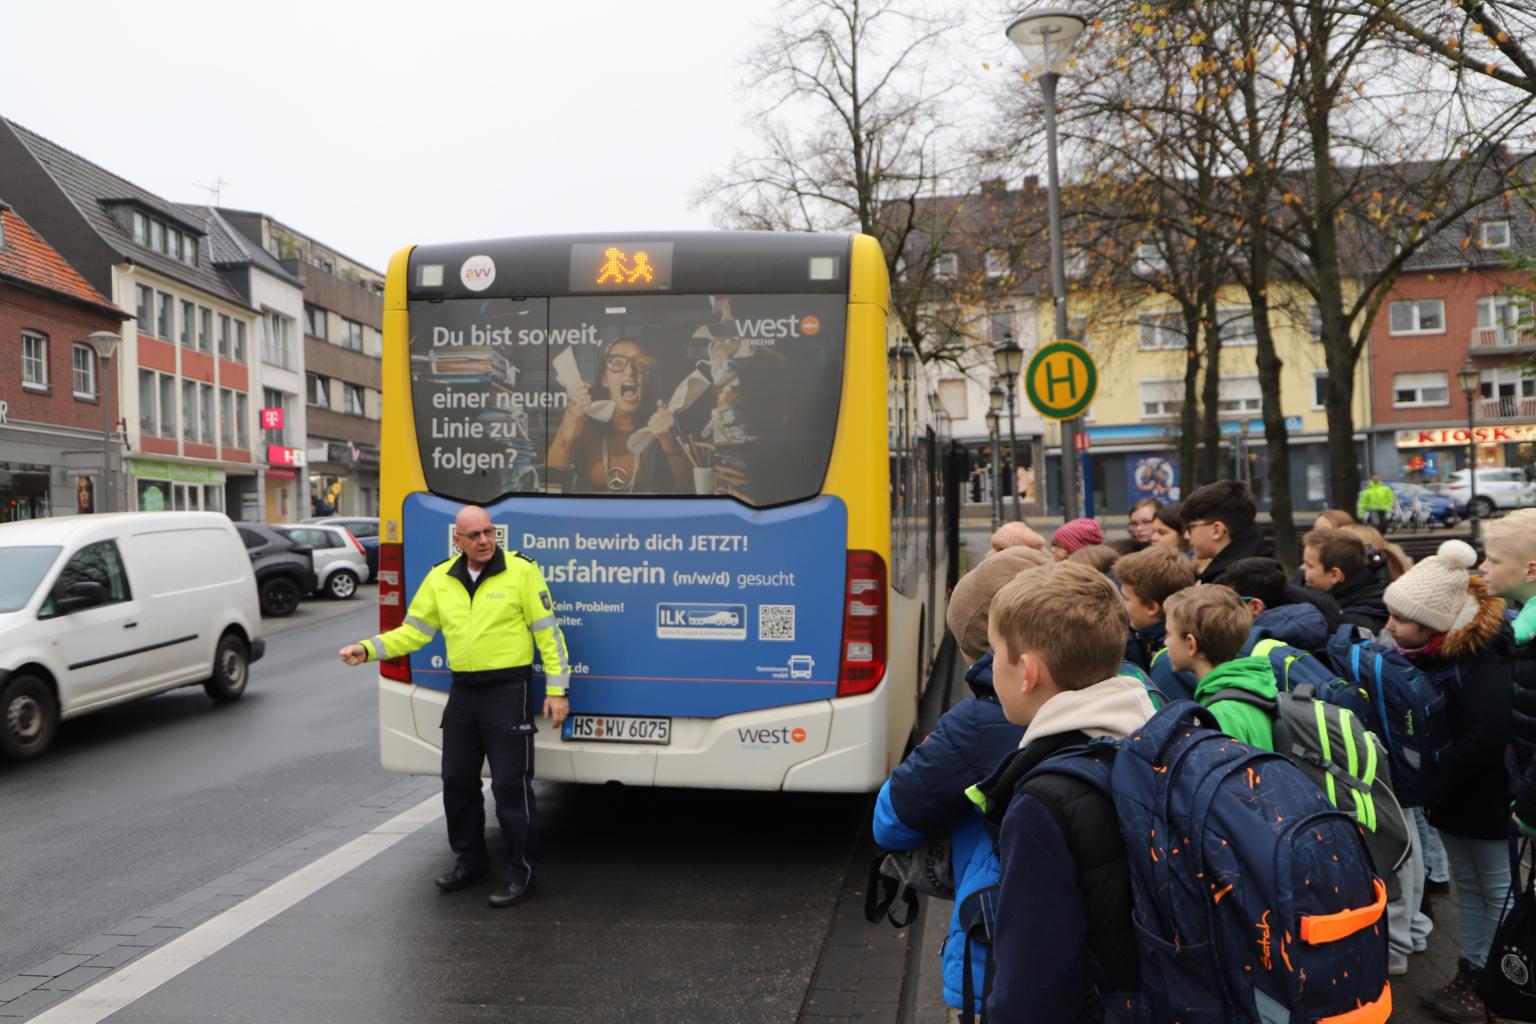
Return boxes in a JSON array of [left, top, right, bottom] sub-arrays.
[[1023, 700, 1391, 1024], [1322, 623, 1454, 807], [1207, 682, 1413, 884]]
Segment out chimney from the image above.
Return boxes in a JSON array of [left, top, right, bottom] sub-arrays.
[[1023, 175, 1041, 192], [981, 178, 1008, 198]]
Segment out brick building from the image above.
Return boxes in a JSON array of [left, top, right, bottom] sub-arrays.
[[0, 119, 261, 515], [0, 200, 128, 518]]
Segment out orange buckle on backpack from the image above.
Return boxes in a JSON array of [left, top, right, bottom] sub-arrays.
[[1316, 982, 1391, 1024], [1299, 878, 1388, 945]]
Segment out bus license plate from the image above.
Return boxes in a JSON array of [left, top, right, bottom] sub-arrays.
[[562, 715, 672, 745]]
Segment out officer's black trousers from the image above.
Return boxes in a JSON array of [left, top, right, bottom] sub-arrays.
[[441, 680, 538, 885]]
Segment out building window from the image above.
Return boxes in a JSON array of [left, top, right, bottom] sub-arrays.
[[1138, 311, 1185, 351], [936, 378, 968, 420], [1140, 378, 1183, 419], [305, 304, 328, 339], [72, 343, 96, 398], [933, 253, 958, 279], [159, 374, 175, 437], [1475, 295, 1530, 348], [1217, 375, 1262, 415], [1312, 370, 1329, 410], [220, 389, 234, 447], [1479, 220, 1511, 250], [1392, 371, 1450, 408], [1479, 366, 1536, 415], [158, 292, 175, 342], [343, 383, 366, 416], [263, 312, 293, 368], [151, 220, 165, 253], [180, 300, 195, 347], [199, 384, 214, 445], [139, 369, 157, 434], [1134, 242, 1168, 276], [984, 249, 1008, 279], [1389, 298, 1445, 335], [307, 372, 330, 408], [21, 331, 47, 389], [132, 211, 148, 245], [136, 284, 153, 332], [218, 314, 231, 359], [263, 388, 289, 446], [182, 380, 197, 441], [340, 317, 364, 352], [235, 392, 248, 449], [988, 309, 1014, 346], [1307, 303, 1322, 341], [234, 321, 246, 362], [198, 307, 212, 354]]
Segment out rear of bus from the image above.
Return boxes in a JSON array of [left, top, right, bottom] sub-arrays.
[[376, 232, 906, 792]]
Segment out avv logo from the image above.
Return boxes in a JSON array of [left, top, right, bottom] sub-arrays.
[[656, 602, 747, 641], [460, 254, 496, 292]]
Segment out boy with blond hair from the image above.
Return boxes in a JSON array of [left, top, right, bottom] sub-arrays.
[[1162, 586, 1278, 750], [977, 562, 1156, 1022]]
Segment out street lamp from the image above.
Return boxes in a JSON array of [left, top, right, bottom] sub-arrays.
[[994, 337, 1026, 520], [87, 331, 121, 513], [985, 408, 1003, 529], [1008, 5, 1089, 519], [1458, 358, 1482, 546]]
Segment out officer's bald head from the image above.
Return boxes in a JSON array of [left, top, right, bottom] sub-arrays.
[[455, 506, 491, 534]]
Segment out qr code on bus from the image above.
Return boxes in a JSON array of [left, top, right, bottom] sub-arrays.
[[759, 605, 796, 641]]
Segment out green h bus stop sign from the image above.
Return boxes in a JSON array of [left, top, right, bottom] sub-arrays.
[[1024, 340, 1097, 420]]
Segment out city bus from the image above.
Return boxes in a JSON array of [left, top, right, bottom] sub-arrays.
[[375, 232, 951, 791]]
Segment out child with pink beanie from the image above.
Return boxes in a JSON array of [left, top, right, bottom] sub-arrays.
[[1049, 518, 1104, 560]]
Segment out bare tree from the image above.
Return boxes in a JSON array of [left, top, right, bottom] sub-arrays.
[[695, 0, 974, 364]]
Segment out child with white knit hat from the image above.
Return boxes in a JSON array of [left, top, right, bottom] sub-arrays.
[[1383, 540, 1514, 1023]]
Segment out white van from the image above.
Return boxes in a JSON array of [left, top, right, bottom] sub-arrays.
[[0, 512, 265, 761]]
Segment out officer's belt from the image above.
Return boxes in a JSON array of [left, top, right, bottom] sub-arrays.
[[451, 665, 533, 687]]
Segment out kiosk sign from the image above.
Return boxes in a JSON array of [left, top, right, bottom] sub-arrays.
[[1024, 340, 1097, 420]]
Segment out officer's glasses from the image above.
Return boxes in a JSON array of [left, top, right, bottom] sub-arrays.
[[457, 528, 496, 541]]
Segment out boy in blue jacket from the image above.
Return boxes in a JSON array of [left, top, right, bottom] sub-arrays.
[[872, 545, 1044, 1019]]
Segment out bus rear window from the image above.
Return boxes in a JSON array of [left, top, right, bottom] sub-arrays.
[[409, 294, 846, 507]]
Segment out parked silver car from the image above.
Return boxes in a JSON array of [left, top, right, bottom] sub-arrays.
[[275, 524, 369, 600]]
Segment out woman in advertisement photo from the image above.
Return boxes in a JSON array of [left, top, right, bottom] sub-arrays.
[[548, 337, 691, 494]]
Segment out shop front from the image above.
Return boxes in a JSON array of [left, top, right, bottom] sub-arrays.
[[1392, 425, 1536, 482], [126, 459, 226, 513]]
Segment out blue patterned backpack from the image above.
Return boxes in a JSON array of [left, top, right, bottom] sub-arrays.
[[1025, 701, 1391, 1024]]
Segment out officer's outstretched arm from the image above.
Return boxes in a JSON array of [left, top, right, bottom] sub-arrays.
[[359, 576, 442, 662]]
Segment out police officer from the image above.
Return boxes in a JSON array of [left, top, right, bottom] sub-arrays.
[[339, 505, 570, 908]]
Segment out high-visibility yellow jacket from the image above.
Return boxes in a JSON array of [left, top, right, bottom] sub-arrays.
[[360, 548, 571, 695], [1357, 481, 1395, 517]]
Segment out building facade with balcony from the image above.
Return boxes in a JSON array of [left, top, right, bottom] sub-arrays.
[[0, 119, 261, 515], [217, 210, 381, 517], [0, 200, 129, 518], [1366, 207, 1536, 481]]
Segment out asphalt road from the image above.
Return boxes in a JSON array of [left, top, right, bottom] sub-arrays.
[[0, 597, 392, 982], [0, 593, 875, 1022]]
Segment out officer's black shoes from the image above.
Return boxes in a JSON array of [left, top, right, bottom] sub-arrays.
[[434, 864, 490, 892], [487, 879, 537, 909]]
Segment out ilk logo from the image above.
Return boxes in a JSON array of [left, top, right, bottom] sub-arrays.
[[460, 254, 496, 292]]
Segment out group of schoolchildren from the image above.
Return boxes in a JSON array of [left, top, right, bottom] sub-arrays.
[[875, 479, 1536, 1024]]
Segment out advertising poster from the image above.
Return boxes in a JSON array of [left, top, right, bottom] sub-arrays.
[[402, 493, 847, 718], [1126, 455, 1180, 504], [407, 293, 847, 509]]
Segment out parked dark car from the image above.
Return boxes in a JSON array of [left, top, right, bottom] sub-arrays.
[[1386, 482, 1461, 529], [234, 523, 320, 617], [304, 516, 379, 582]]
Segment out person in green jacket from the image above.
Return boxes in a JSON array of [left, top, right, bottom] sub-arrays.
[[1162, 586, 1277, 751], [1357, 473, 1395, 532]]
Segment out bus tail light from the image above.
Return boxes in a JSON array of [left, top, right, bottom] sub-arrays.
[[376, 542, 411, 683], [837, 550, 887, 697]]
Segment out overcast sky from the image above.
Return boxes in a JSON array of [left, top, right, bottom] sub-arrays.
[[1, 1, 810, 272]]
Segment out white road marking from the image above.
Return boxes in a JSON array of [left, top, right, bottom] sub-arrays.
[[29, 791, 445, 1024]]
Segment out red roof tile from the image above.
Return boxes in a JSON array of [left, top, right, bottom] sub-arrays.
[[0, 207, 123, 314]]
